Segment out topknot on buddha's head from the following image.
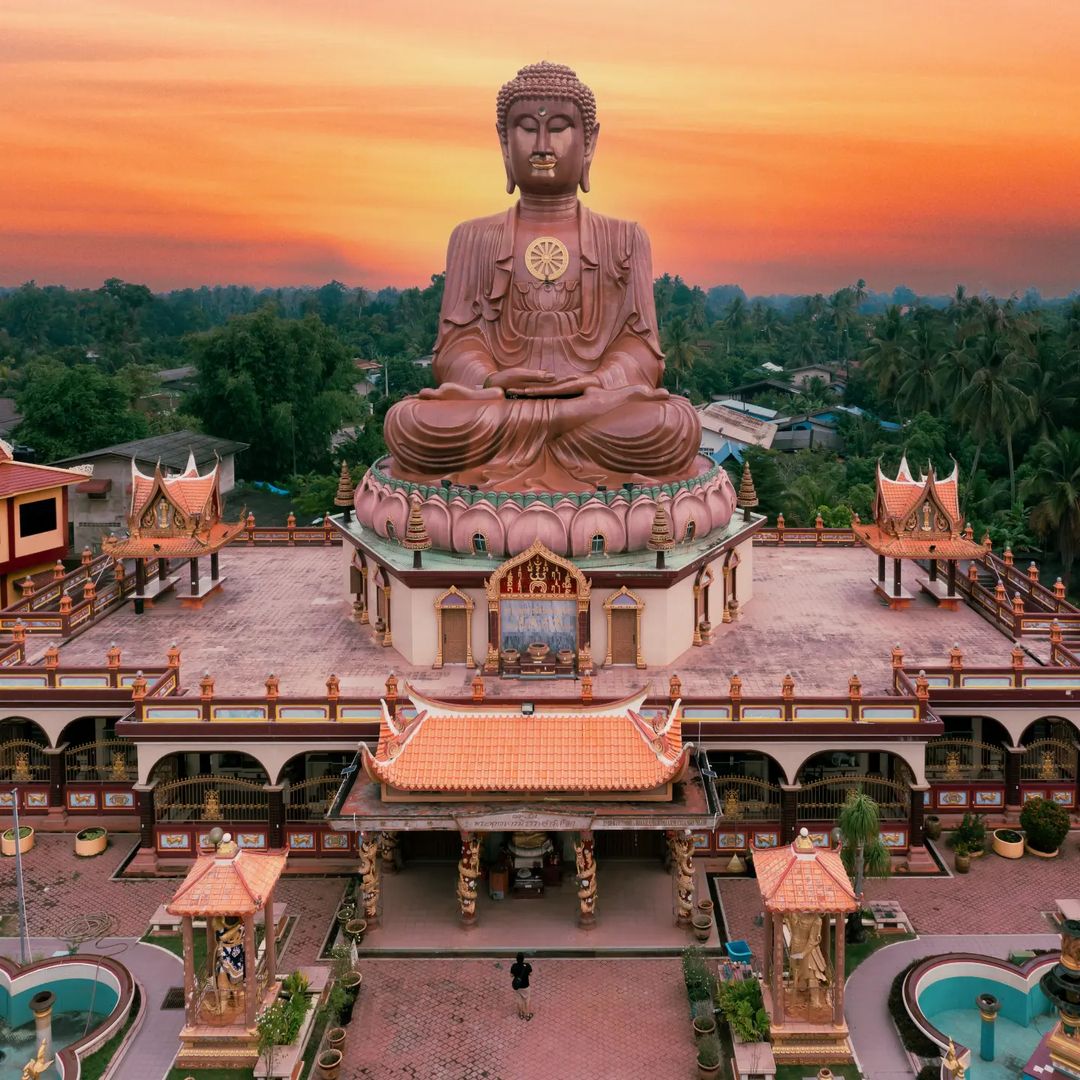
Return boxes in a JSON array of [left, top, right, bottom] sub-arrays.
[[496, 61, 597, 145]]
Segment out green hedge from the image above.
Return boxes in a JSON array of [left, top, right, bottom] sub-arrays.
[[888, 956, 943, 1058]]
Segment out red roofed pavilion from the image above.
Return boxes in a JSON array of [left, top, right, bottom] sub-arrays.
[[855, 457, 984, 609], [754, 828, 857, 1064], [102, 454, 244, 612], [166, 838, 287, 1068]]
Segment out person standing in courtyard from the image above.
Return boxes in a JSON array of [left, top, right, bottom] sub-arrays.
[[510, 952, 533, 1019]]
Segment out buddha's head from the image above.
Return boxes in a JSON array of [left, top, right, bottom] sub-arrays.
[[496, 61, 599, 196]]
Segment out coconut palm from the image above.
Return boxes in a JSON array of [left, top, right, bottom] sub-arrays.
[[661, 316, 701, 393], [862, 305, 908, 402], [1022, 430, 1080, 584], [952, 310, 1035, 501], [894, 318, 942, 420], [837, 790, 891, 941]]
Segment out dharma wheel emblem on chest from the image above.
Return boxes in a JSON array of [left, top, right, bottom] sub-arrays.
[[524, 236, 569, 283]]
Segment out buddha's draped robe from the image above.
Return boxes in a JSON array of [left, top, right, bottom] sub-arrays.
[[385, 205, 701, 491]]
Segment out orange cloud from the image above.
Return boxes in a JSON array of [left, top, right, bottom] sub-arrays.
[[1, 0, 1078, 295]]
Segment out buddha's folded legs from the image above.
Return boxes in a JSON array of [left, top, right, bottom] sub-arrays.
[[384, 388, 701, 491]]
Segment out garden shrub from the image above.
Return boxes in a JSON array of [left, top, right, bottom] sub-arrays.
[[1020, 797, 1071, 854]]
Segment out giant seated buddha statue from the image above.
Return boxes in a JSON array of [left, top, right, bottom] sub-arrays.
[[384, 62, 702, 493]]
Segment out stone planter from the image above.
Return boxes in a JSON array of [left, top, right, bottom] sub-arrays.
[[992, 829, 1024, 859], [696, 898, 714, 916], [692, 1016, 716, 1039], [954, 850, 971, 874], [691, 915, 712, 943], [344, 918, 367, 944], [326, 1026, 347, 1050], [1026, 841, 1060, 859], [317, 1048, 343, 1080], [697, 1059, 721, 1079], [924, 816, 942, 842], [75, 827, 108, 857], [1, 826, 34, 857], [335, 906, 355, 926]]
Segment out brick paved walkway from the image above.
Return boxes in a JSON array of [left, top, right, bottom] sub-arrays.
[[341, 958, 694, 1080]]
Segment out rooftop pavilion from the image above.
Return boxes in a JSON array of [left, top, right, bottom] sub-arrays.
[[33, 541, 1022, 697]]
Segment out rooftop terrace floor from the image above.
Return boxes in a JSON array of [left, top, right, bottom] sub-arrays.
[[39, 544, 1021, 698]]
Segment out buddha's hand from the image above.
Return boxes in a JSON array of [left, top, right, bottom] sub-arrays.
[[418, 382, 503, 400], [513, 373, 603, 398], [484, 367, 557, 393]]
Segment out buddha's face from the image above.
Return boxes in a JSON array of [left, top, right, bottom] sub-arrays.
[[501, 98, 598, 195]]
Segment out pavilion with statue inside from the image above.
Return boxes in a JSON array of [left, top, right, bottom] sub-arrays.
[[754, 827, 859, 1065], [165, 833, 287, 1070]]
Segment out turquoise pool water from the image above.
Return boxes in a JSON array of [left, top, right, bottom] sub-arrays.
[[0, 977, 117, 1079], [919, 973, 1056, 1080]]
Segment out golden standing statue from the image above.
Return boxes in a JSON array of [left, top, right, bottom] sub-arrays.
[[21, 1039, 53, 1080], [784, 911, 830, 1009]]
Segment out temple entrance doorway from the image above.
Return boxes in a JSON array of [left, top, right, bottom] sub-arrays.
[[593, 829, 665, 860], [441, 608, 469, 664], [609, 608, 637, 665], [402, 831, 461, 861]]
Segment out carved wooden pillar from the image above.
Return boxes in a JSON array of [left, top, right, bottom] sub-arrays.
[[773, 913, 785, 1026], [457, 832, 480, 927], [833, 915, 846, 1027], [485, 602, 499, 674], [243, 912, 258, 1028], [182, 915, 196, 1025]]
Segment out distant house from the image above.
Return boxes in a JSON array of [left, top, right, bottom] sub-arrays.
[[759, 362, 785, 375], [787, 364, 838, 389], [727, 378, 802, 402], [696, 402, 776, 455], [770, 406, 898, 452], [53, 431, 248, 552], [712, 399, 779, 422], [0, 441, 89, 605]]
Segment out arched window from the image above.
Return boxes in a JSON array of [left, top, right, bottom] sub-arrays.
[[385, 519, 397, 540], [684, 520, 696, 542], [590, 533, 606, 555], [471, 532, 488, 554]]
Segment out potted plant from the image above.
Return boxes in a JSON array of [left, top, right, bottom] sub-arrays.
[[2, 825, 34, 857], [317, 1047, 343, 1079], [697, 897, 714, 917], [1020, 796, 1071, 858], [992, 828, 1024, 859], [344, 917, 367, 944], [954, 843, 971, 874], [696, 1031, 721, 1078], [335, 901, 355, 926], [74, 826, 108, 857], [925, 815, 942, 842], [691, 911, 713, 943], [949, 812, 986, 857], [337, 970, 363, 1025], [692, 999, 716, 1038], [326, 1024, 347, 1050]]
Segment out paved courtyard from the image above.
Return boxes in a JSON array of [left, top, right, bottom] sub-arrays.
[[33, 543, 1019, 697], [341, 957, 695, 1080]]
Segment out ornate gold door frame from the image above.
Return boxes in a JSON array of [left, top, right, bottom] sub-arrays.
[[603, 586, 645, 668], [433, 586, 475, 669]]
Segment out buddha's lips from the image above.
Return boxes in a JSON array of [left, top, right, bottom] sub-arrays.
[[530, 158, 556, 170]]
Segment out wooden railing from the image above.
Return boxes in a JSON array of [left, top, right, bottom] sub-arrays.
[[154, 774, 269, 823], [796, 774, 908, 820], [753, 517, 857, 546], [925, 737, 1004, 781], [711, 775, 781, 821], [239, 514, 341, 547]]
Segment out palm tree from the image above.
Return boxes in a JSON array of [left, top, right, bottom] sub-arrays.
[[952, 310, 1035, 501], [1022, 430, 1080, 584], [894, 318, 942, 420], [837, 790, 891, 941], [862, 306, 908, 402], [661, 317, 701, 393]]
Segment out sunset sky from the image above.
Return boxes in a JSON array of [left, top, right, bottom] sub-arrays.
[[3, 0, 1079, 297]]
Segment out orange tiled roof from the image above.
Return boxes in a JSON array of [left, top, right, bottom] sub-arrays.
[[166, 848, 288, 917], [855, 525, 984, 560], [876, 457, 960, 527], [754, 837, 858, 913], [130, 454, 219, 521], [103, 519, 246, 558], [361, 687, 689, 793]]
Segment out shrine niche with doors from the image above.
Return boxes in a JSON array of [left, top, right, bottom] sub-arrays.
[[603, 586, 645, 668], [484, 539, 592, 677], [372, 566, 392, 647], [722, 549, 740, 623], [433, 587, 474, 668], [692, 566, 715, 646]]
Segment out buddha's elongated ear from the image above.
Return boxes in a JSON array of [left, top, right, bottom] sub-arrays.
[[499, 126, 516, 195], [580, 123, 600, 193]]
